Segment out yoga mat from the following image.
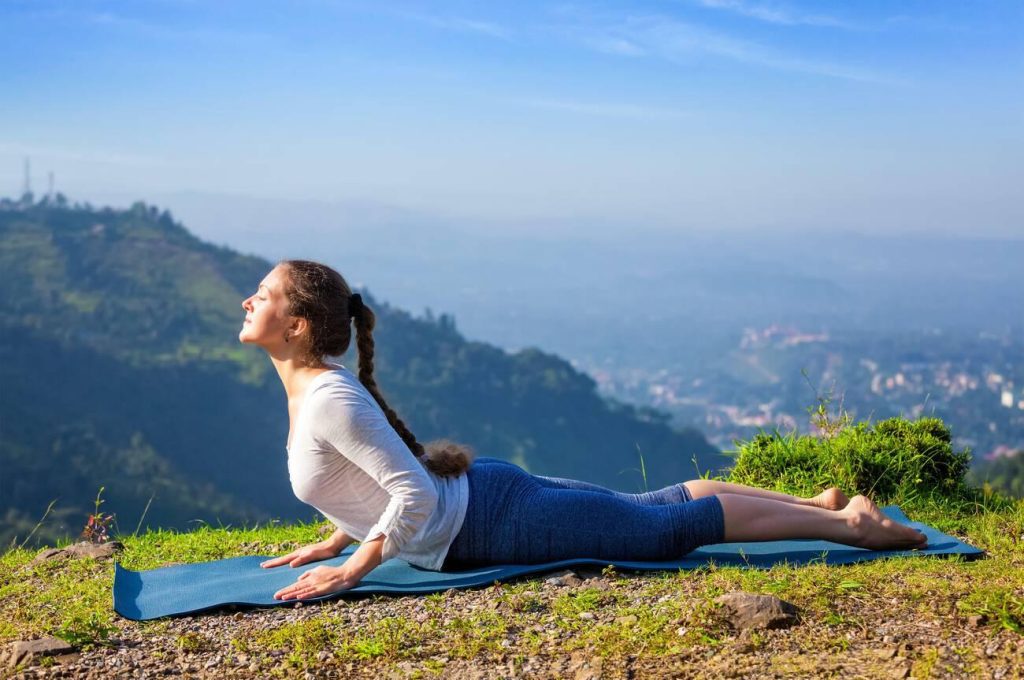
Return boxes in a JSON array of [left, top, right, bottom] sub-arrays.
[[113, 506, 984, 621]]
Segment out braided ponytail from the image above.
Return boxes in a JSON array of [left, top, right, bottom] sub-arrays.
[[351, 299, 475, 477], [280, 259, 475, 477]]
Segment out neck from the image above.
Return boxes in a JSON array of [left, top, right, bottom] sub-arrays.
[[270, 353, 333, 401]]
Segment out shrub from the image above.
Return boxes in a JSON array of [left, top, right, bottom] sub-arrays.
[[728, 416, 972, 505]]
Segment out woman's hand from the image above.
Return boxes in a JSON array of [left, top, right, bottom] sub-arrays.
[[273, 565, 360, 600], [260, 540, 341, 569]]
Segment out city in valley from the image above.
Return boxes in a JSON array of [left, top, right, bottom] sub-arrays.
[[583, 324, 1024, 464]]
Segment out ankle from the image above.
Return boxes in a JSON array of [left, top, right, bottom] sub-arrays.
[[843, 508, 869, 543]]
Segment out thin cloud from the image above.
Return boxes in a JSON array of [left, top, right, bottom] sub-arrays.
[[25, 8, 273, 46], [0, 142, 167, 168], [516, 98, 690, 121], [581, 36, 648, 57], [566, 14, 896, 84], [694, 0, 859, 29]]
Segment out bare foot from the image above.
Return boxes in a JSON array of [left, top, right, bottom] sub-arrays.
[[844, 495, 928, 551], [806, 487, 850, 510]]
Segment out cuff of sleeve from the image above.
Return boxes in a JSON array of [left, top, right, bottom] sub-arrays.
[[365, 501, 405, 561], [363, 529, 400, 562]]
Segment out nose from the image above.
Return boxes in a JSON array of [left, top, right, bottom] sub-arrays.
[[242, 296, 253, 312]]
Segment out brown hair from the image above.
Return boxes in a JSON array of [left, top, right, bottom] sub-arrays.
[[279, 259, 474, 477]]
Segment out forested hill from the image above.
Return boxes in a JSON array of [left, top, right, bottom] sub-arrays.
[[0, 198, 731, 547]]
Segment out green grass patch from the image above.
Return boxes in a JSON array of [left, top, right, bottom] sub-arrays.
[[1, 414, 1022, 672]]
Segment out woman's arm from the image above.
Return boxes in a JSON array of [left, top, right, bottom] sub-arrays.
[[273, 534, 384, 600], [261, 526, 356, 570], [323, 526, 356, 553], [309, 387, 440, 563]]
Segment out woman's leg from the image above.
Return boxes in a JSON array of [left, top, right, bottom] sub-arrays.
[[445, 462, 720, 567], [534, 474, 691, 504], [716, 493, 927, 550], [683, 480, 850, 510], [476, 457, 845, 509], [473, 457, 690, 504], [444, 463, 927, 569]]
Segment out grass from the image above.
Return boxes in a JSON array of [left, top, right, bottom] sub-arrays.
[[2, 411, 1023, 677]]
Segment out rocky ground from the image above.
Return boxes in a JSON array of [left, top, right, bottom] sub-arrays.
[[4, 559, 1022, 680]]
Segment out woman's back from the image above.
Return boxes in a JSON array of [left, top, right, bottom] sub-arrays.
[[286, 367, 469, 571]]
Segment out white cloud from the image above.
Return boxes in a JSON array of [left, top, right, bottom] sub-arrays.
[[568, 14, 895, 84], [693, 0, 858, 29], [23, 7, 273, 45]]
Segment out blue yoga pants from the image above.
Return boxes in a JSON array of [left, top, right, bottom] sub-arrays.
[[441, 457, 725, 570]]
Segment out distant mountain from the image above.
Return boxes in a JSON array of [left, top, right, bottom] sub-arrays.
[[0, 198, 730, 547]]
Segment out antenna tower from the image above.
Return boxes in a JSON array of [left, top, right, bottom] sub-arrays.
[[23, 157, 31, 196]]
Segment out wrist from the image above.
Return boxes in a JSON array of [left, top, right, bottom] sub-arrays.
[[318, 538, 342, 554], [322, 529, 349, 552]]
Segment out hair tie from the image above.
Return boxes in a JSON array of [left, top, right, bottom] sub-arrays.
[[349, 293, 363, 320]]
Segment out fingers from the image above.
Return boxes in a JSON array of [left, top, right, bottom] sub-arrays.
[[274, 580, 322, 600], [288, 556, 311, 568], [272, 568, 355, 601], [260, 551, 298, 568]]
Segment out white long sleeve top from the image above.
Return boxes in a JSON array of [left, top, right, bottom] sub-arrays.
[[285, 365, 469, 571]]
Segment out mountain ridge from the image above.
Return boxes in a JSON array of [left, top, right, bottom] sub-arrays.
[[0, 198, 731, 547]]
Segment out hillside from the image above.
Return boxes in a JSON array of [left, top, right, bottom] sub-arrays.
[[0, 198, 730, 548]]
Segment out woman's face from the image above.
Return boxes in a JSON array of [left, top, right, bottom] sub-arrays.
[[239, 265, 294, 347]]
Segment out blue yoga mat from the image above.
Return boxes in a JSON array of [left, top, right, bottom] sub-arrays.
[[113, 506, 984, 621]]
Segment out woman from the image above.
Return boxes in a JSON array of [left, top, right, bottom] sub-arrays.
[[242, 260, 928, 602]]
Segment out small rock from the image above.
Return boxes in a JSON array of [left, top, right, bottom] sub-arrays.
[[8, 637, 75, 668], [874, 646, 898, 659], [544, 570, 583, 587], [968, 614, 989, 627], [579, 612, 595, 620], [713, 592, 800, 631], [614, 614, 638, 626], [28, 548, 69, 566], [64, 541, 124, 560], [568, 650, 603, 680], [676, 626, 688, 636]]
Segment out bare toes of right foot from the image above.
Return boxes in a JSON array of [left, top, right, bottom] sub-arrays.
[[854, 513, 928, 551]]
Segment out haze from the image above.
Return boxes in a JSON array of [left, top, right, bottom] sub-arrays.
[[1, 0, 1022, 238]]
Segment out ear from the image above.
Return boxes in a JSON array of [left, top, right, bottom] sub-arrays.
[[289, 316, 312, 340]]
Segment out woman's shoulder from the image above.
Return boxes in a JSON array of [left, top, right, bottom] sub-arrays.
[[305, 367, 377, 420]]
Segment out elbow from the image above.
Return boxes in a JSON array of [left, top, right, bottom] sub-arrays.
[[416, 486, 440, 520]]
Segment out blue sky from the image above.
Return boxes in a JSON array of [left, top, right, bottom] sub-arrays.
[[1, 0, 1021, 236]]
